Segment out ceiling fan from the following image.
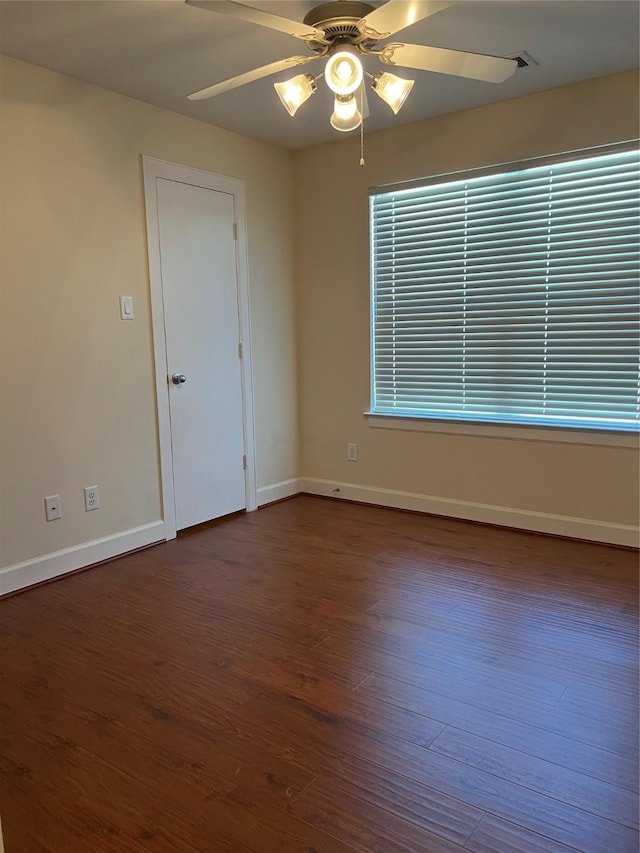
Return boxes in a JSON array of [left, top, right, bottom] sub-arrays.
[[185, 0, 518, 133]]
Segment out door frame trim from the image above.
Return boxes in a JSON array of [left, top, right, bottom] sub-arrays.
[[142, 156, 257, 540]]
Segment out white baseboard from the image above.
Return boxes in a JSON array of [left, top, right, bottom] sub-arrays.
[[4, 480, 632, 596], [0, 520, 166, 596], [298, 478, 639, 548], [257, 478, 301, 507]]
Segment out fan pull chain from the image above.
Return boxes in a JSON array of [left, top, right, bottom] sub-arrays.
[[359, 86, 365, 167]]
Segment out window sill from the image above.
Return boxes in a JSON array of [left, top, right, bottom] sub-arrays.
[[364, 413, 639, 449]]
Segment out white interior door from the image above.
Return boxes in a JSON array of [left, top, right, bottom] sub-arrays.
[[156, 177, 246, 530]]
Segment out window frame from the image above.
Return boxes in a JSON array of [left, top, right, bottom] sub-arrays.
[[367, 140, 640, 442]]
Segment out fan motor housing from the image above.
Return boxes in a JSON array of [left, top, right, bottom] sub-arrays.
[[303, 1, 377, 50]]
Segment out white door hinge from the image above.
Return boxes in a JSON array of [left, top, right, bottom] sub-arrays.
[[242, 454, 247, 470], [233, 222, 238, 241], [238, 341, 243, 359]]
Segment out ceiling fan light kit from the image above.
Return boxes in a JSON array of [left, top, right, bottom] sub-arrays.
[[330, 94, 363, 132], [371, 71, 415, 114], [274, 73, 317, 116], [324, 46, 364, 95], [186, 0, 518, 139]]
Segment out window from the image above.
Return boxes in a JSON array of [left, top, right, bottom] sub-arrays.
[[370, 145, 640, 432]]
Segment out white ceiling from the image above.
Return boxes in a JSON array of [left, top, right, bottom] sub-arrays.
[[0, 1, 638, 150]]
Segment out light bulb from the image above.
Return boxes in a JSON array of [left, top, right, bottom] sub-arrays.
[[334, 96, 358, 120], [325, 48, 363, 96], [330, 95, 362, 132], [371, 72, 414, 115], [335, 60, 354, 82], [274, 74, 316, 117]]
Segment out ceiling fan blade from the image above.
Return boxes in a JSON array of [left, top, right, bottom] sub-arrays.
[[185, 1, 324, 40], [188, 55, 319, 101], [358, 1, 453, 40], [379, 43, 518, 83]]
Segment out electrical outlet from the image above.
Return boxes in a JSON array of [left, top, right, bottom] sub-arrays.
[[44, 495, 62, 521], [84, 485, 100, 512], [347, 442, 358, 462]]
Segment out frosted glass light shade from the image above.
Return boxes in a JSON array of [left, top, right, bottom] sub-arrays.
[[324, 49, 363, 96], [274, 74, 316, 116], [372, 72, 414, 114], [330, 95, 362, 132]]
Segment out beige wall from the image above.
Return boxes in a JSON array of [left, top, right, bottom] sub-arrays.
[[1, 57, 637, 575], [294, 71, 639, 536], [0, 55, 298, 568]]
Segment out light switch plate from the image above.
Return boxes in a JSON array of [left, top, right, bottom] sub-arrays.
[[120, 295, 134, 320]]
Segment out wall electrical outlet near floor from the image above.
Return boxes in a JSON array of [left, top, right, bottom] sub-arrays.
[[84, 485, 100, 511]]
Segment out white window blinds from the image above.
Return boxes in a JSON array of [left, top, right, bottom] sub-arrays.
[[370, 146, 640, 431]]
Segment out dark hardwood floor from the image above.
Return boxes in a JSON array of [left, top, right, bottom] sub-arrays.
[[1, 495, 638, 853]]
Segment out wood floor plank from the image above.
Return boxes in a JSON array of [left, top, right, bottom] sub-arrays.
[[363, 742, 638, 853], [445, 602, 638, 668], [466, 814, 586, 853], [194, 786, 361, 853], [369, 552, 636, 621], [322, 632, 568, 713], [370, 593, 637, 667], [0, 734, 216, 853], [319, 602, 638, 705], [0, 495, 637, 852], [345, 606, 639, 698], [0, 708, 238, 816], [283, 705, 639, 853], [220, 690, 482, 848], [357, 670, 638, 792], [428, 726, 638, 828], [3, 622, 463, 840], [290, 778, 473, 853], [1, 631, 444, 791], [308, 744, 484, 845], [555, 682, 640, 729], [0, 656, 315, 814]]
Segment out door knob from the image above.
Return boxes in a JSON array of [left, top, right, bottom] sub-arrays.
[[171, 373, 187, 385]]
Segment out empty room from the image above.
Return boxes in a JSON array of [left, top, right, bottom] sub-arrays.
[[0, 1, 638, 851]]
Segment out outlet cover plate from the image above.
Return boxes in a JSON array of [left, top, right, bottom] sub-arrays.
[[84, 485, 100, 511], [44, 495, 62, 521]]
